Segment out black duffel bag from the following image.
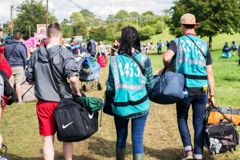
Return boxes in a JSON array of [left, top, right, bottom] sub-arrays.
[[204, 122, 239, 154], [54, 98, 98, 142]]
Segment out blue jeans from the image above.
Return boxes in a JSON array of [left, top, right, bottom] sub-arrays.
[[176, 94, 208, 159], [114, 113, 148, 154]]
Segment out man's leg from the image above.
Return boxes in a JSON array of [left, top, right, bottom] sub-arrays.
[[43, 135, 54, 160], [192, 95, 208, 160], [14, 67, 24, 102], [63, 142, 73, 160], [15, 83, 22, 102], [176, 97, 193, 159]]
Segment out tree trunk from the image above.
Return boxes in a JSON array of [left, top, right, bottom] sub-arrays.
[[209, 36, 212, 50]]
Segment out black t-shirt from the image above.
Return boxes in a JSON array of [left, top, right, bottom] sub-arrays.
[[168, 40, 213, 65]]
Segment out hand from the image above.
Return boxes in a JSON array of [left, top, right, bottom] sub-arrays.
[[158, 68, 164, 75], [208, 96, 216, 107]]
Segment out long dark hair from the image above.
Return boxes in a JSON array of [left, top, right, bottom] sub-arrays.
[[118, 26, 141, 55]]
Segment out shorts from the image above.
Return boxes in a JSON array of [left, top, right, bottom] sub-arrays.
[[36, 100, 59, 136], [9, 66, 24, 86]]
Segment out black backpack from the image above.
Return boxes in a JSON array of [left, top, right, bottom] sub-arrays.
[[87, 39, 96, 57], [54, 98, 98, 142], [204, 106, 239, 154], [204, 122, 239, 154]]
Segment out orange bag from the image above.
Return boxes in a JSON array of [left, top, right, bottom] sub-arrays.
[[206, 106, 240, 126]]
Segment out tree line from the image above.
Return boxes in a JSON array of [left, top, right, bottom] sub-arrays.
[[12, 0, 240, 47]]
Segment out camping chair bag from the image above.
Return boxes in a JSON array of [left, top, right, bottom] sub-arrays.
[[204, 122, 239, 154], [149, 72, 185, 104], [54, 98, 98, 142], [205, 106, 240, 126]]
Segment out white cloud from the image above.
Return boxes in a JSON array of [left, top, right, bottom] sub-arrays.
[[0, 0, 173, 23]]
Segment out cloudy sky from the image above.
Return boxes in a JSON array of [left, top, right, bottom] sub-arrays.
[[0, 0, 174, 23]]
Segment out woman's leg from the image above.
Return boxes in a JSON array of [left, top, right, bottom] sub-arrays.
[[131, 113, 148, 160], [114, 116, 129, 160]]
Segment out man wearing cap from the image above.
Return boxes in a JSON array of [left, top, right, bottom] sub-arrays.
[[162, 13, 215, 160]]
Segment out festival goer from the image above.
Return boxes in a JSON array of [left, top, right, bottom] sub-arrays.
[[111, 40, 119, 56], [4, 31, 27, 102], [162, 13, 215, 160], [222, 42, 231, 58], [230, 41, 238, 56], [97, 41, 107, 56], [157, 40, 162, 54], [26, 23, 81, 160], [106, 26, 154, 160]]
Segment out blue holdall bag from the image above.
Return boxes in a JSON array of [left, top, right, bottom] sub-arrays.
[[149, 71, 185, 104], [149, 37, 185, 104]]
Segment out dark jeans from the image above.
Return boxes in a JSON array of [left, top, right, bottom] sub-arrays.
[[176, 94, 208, 157], [114, 113, 148, 154]]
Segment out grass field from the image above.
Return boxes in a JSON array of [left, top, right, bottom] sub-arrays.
[[0, 31, 240, 160]]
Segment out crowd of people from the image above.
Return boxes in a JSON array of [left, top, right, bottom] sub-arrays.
[[1, 13, 235, 160]]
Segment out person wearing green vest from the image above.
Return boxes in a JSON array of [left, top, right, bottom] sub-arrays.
[[162, 13, 215, 160], [106, 26, 154, 160]]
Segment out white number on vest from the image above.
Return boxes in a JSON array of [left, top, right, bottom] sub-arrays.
[[119, 62, 141, 77]]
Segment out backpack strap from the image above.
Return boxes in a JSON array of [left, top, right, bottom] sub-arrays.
[[130, 54, 145, 75], [186, 35, 206, 60]]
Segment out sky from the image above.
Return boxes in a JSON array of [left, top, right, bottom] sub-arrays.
[[0, 0, 174, 23]]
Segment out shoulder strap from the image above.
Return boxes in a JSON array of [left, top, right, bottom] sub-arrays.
[[186, 35, 206, 60], [7, 43, 19, 60], [130, 55, 145, 75]]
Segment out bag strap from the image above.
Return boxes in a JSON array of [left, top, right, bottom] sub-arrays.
[[45, 47, 63, 98], [6, 43, 19, 60], [2, 143, 7, 158], [186, 35, 206, 60], [130, 55, 145, 75]]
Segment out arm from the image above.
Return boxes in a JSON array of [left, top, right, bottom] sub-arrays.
[[206, 64, 215, 106], [206, 64, 214, 96], [20, 45, 28, 68], [25, 51, 36, 84], [62, 49, 81, 96], [163, 49, 175, 67], [144, 58, 154, 94], [69, 76, 81, 96]]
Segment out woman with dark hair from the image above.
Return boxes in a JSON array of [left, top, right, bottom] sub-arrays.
[[106, 26, 154, 160]]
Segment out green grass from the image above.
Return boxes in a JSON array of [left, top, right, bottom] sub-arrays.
[[0, 30, 240, 159]]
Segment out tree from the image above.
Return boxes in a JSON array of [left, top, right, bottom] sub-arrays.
[[167, 0, 240, 48], [140, 25, 156, 40], [115, 10, 130, 19], [61, 19, 73, 38], [14, 0, 57, 38]]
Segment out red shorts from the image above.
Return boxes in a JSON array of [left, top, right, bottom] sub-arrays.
[[36, 100, 59, 136]]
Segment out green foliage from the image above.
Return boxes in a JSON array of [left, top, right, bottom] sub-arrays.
[[60, 9, 166, 41], [13, 0, 57, 38], [89, 27, 106, 41], [167, 0, 240, 45], [61, 19, 73, 38], [140, 25, 156, 40]]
